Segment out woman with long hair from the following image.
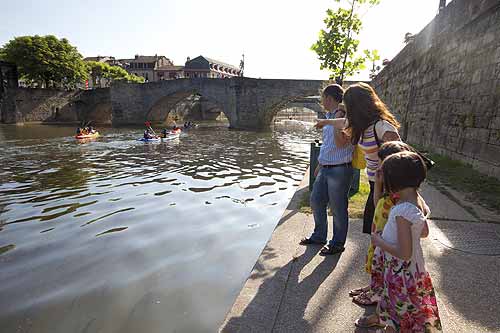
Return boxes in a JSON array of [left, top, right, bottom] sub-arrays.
[[343, 83, 400, 234], [316, 82, 400, 234]]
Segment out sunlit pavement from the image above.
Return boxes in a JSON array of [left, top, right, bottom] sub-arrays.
[[220, 172, 500, 333]]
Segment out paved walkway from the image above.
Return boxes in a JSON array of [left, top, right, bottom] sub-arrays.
[[219, 172, 500, 332]]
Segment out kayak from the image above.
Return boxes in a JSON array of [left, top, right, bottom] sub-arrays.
[[139, 128, 181, 142], [75, 132, 99, 139], [138, 137, 161, 142], [162, 132, 181, 140]]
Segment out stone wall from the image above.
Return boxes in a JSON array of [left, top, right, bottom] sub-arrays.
[[371, 0, 500, 179], [0, 88, 111, 125]]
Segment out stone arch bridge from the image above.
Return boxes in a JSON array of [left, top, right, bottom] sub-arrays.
[[111, 77, 325, 130]]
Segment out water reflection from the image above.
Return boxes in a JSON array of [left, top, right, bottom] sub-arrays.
[[0, 123, 316, 333]]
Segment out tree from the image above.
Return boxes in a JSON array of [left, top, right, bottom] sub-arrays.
[[86, 61, 144, 87], [311, 0, 380, 83], [365, 49, 381, 79], [0, 35, 88, 88]]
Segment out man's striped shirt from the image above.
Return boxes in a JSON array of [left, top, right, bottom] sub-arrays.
[[318, 110, 354, 166]]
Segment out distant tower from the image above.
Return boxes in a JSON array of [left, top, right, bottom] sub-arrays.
[[239, 53, 245, 77], [438, 0, 446, 13]]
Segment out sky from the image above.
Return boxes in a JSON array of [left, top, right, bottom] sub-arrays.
[[0, 0, 449, 81]]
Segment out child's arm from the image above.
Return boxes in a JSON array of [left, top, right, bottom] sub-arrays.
[[417, 193, 430, 238], [421, 221, 429, 238], [371, 216, 413, 260]]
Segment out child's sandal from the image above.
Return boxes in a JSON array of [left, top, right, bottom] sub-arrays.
[[352, 292, 378, 306], [354, 314, 383, 328], [348, 285, 370, 297]]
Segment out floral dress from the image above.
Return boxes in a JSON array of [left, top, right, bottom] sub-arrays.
[[362, 195, 396, 303], [375, 202, 442, 332], [366, 194, 398, 273]]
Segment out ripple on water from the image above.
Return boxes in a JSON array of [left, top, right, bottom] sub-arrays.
[[0, 124, 316, 332]]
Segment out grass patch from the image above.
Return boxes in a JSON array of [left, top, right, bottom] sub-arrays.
[[298, 171, 370, 218], [425, 152, 500, 214], [349, 172, 370, 218]]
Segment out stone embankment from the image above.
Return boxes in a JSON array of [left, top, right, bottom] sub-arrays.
[[371, 0, 500, 179]]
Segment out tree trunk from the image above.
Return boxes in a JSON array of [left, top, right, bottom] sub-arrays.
[[339, 0, 357, 85]]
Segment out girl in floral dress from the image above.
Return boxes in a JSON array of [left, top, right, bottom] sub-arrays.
[[370, 151, 442, 332], [352, 141, 409, 306]]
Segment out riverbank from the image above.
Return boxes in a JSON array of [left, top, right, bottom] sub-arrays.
[[219, 169, 500, 332]]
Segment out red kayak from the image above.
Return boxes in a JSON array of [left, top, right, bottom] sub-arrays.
[[170, 128, 182, 134]]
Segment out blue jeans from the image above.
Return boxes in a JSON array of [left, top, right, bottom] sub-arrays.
[[310, 165, 353, 247]]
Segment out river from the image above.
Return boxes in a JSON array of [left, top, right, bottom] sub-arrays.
[[0, 122, 316, 333]]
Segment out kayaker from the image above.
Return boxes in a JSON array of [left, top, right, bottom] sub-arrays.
[[76, 127, 82, 135], [144, 129, 153, 139]]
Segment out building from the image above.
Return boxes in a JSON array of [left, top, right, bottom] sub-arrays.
[[183, 56, 242, 79], [155, 65, 185, 80], [83, 56, 118, 65], [83, 54, 243, 83], [119, 55, 173, 82]]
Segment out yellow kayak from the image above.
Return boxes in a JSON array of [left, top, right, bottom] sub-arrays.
[[75, 132, 100, 140]]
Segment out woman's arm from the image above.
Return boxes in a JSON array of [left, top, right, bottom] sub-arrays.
[[314, 163, 321, 177], [373, 169, 384, 205], [371, 216, 413, 260], [315, 118, 350, 147], [314, 118, 346, 129]]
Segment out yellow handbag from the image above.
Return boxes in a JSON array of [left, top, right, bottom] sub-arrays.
[[352, 145, 366, 169]]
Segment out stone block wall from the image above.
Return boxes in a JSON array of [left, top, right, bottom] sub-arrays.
[[0, 88, 111, 125], [371, 0, 500, 179]]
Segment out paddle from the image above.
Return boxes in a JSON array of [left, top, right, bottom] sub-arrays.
[[144, 121, 158, 137]]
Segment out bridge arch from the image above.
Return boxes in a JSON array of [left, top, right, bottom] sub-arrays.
[[259, 95, 323, 128], [271, 96, 323, 122], [146, 90, 228, 125]]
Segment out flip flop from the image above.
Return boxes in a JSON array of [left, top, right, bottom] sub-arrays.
[[354, 315, 383, 328], [349, 285, 370, 297], [299, 237, 326, 245], [319, 244, 345, 255]]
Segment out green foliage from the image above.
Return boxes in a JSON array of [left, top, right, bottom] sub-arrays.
[[0, 35, 88, 88], [365, 49, 381, 78], [311, 0, 381, 82], [364, 49, 380, 63], [86, 61, 144, 87]]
